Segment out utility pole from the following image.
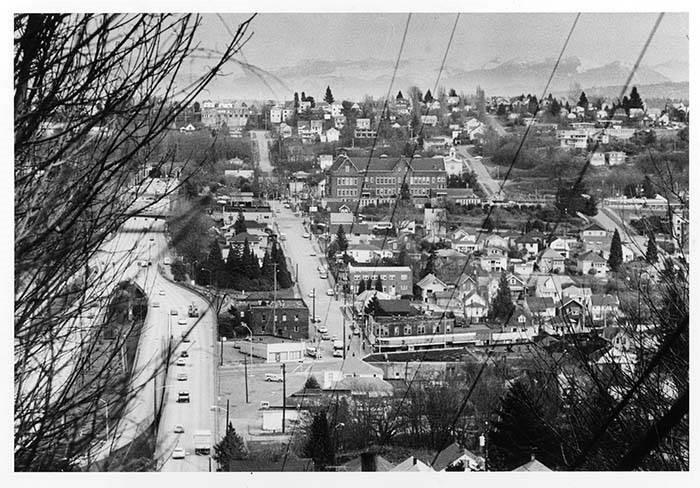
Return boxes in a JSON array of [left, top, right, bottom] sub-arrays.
[[281, 362, 286, 433], [226, 399, 230, 429], [273, 263, 278, 334], [312, 288, 316, 323], [244, 353, 249, 403]]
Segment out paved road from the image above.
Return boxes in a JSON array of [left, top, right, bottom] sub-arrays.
[[154, 274, 217, 472], [455, 145, 501, 199], [272, 201, 362, 360], [251, 130, 273, 175]]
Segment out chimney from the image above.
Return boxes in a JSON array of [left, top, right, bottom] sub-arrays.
[[360, 452, 377, 472], [530, 453, 536, 462], [413, 457, 417, 465]]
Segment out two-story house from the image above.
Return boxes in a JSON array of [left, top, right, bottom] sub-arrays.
[[577, 251, 608, 277]]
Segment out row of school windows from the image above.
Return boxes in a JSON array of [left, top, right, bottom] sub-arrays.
[[353, 274, 408, 281]]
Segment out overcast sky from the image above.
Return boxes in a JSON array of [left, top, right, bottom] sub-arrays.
[[200, 12, 688, 72]]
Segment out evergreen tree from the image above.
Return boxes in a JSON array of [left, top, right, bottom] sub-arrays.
[[272, 242, 293, 288], [261, 248, 274, 281], [527, 95, 538, 115], [364, 294, 380, 316], [400, 182, 411, 201], [375, 276, 383, 292], [577, 91, 589, 108], [335, 224, 348, 253], [421, 249, 437, 279], [304, 375, 321, 390], [396, 90, 404, 100], [424, 89, 433, 103], [608, 229, 623, 272], [301, 91, 306, 101], [212, 423, 248, 470], [293, 92, 299, 109], [225, 244, 242, 285], [490, 271, 515, 321], [302, 410, 335, 470], [488, 380, 561, 471], [397, 247, 409, 267], [205, 241, 224, 286], [365, 278, 372, 292], [549, 98, 561, 116], [241, 238, 259, 279], [357, 278, 366, 294], [645, 231, 658, 263], [628, 86, 643, 109], [324, 86, 334, 104], [583, 194, 598, 216], [621, 95, 630, 113], [326, 239, 339, 261], [234, 211, 247, 235], [482, 215, 494, 232], [448, 88, 457, 97]]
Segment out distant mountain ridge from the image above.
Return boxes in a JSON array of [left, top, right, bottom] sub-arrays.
[[212, 56, 687, 101]]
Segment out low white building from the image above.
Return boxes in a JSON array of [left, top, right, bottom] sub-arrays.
[[238, 336, 306, 363]]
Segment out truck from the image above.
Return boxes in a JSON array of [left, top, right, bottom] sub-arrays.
[[193, 430, 212, 455], [188, 303, 199, 318], [305, 346, 321, 359], [332, 339, 343, 351]]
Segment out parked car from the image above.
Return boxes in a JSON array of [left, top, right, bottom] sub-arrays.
[[158, 289, 165, 296], [319, 273, 328, 279], [163, 257, 172, 265], [321, 333, 331, 341], [353, 328, 360, 336], [326, 288, 335, 296], [317, 326, 328, 334], [180, 350, 189, 358], [308, 290, 316, 298], [174, 425, 185, 434], [309, 251, 317, 256], [177, 318, 187, 325], [152, 302, 160, 308], [177, 391, 190, 403], [176, 373, 188, 381], [303, 232, 310, 239], [170, 309, 178, 316], [265, 373, 283, 382], [172, 447, 186, 459], [176, 358, 186, 366], [333, 349, 343, 358]]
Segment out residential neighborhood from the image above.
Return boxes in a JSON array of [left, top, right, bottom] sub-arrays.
[[15, 11, 688, 477]]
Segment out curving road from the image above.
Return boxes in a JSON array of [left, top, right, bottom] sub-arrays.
[[251, 130, 273, 175]]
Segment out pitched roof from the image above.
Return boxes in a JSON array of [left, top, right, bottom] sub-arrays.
[[432, 442, 465, 471], [512, 457, 552, 472], [416, 273, 448, 289], [526, 296, 556, 312], [230, 232, 261, 243], [539, 247, 564, 260], [392, 457, 434, 472], [578, 251, 607, 263], [341, 454, 395, 471], [583, 222, 607, 232]]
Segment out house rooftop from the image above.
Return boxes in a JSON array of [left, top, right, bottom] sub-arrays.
[[376, 299, 419, 316]]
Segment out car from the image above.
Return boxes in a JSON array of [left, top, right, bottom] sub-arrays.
[[333, 349, 343, 358], [317, 326, 328, 334], [152, 302, 160, 308], [353, 328, 360, 336], [180, 350, 189, 358], [331, 335, 338, 341], [176, 358, 186, 366], [177, 318, 187, 325], [158, 289, 165, 296], [172, 447, 186, 459], [176, 373, 187, 381], [174, 425, 184, 434], [317, 266, 325, 273], [321, 333, 331, 341], [163, 257, 172, 265], [170, 309, 178, 316], [309, 251, 317, 256], [182, 335, 190, 343], [326, 288, 335, 296], [177, 391, 190, 403], [308, 290, 316, 298], [312, 316, 322, 324], [149, 237, 154, 242], [319, 273, 328, 279], [302, 232, 310, 239], [265, 373, 283, 382], [283, 203, 290, 209]]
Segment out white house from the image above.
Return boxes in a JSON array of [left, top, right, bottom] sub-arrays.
[[416, 273, 449, 302]]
